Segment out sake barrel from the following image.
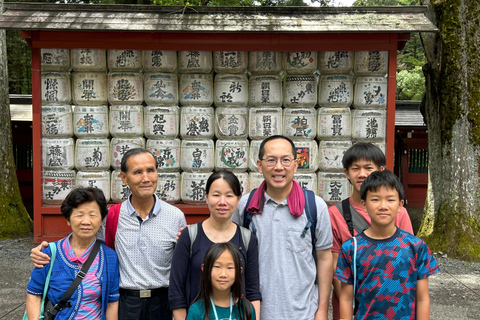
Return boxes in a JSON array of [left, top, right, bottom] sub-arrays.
[[144, 73, 179, 106], [215, 139, 249, 172], [214, 51, 248, 74], [180, 140, 215, 173], [179, 73, 213, 107], [180, 106, 215, 140], [109, 105, 143, 138], [248, 140, 262, 172], [283, 51, 317, 75], [42, 138, 75, 170], [317, 107, 352, 141], [75, 139, 110, 171], [249, 172, 264, 191], [72, 72, 108, 106], [283, 75, 317, 108], [318, 51, 354, 74], [318, 74, 354, 108], [215, 107, 248, 139], [143, 50, 177, 73], [372, 141, 386, 154], [181, 172, 212, 204], [156, 172, 181, 204], [214, 74, 248, 108], [234, 172, 250, 196], [108, 72, 143, 105], [249, 75, 283, 108], [107, 49, 143, 72], [178, 51, 212, 73], [111, 170, 131, 203], [43, 170, 75, 204], [73, 105, 109, 138], [71, 49, 107, 72], [318, 140, 352, 172], [144, 106, 179, 139], [294, 173, 317, 194], [283, 108, 316, 140], [42, 72, 71, 105], [111, 137, 145, 170], [317, 172, 352, 206], [42, 105, 73, 138], [354, 51, 388, 76], [147, 138, 181, 172], [294, 140, 318, 173], [248, 51, 282, 75], [249, 107, 282, 140], [353, 76, 388, 109], [76, 170, 111, 201], [41, 49, 70, 71], [352, 109, 386, 142]]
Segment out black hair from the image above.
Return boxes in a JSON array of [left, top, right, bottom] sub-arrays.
[[342, 142, 386, 170], [60, 187, 108, 222], [194, 242, 253, 320], [258, 135, 296, 160], [205, 170, 241, 197], [120, 148, 158, 173], [360, 170, 405, 201]]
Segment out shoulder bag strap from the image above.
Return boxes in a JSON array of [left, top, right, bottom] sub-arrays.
[[38, 243, 57, 317], [352, 236, 357, 320]]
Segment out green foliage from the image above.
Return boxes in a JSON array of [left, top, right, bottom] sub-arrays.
[[6, 30, 31, 94], [396, 66, 425, 100], [353, 0, 418, 5]]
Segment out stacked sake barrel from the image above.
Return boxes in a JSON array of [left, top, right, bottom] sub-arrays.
[[40, 49, 389, 206]]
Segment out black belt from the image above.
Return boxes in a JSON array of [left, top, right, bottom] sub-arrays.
[[120, 288, 167, 298]]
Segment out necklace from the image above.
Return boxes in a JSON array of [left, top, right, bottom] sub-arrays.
[[210, 293, 233, 320]]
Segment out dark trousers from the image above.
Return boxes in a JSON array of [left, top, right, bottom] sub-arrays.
[[119, 288, 171, 320]]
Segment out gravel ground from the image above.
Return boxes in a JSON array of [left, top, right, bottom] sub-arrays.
[[0, 236, 479, 319]]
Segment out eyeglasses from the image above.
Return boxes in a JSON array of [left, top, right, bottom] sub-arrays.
[[261, 157, 295, 168]]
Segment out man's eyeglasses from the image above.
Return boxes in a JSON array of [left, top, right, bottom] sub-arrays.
[[261, 157, 296, 168]]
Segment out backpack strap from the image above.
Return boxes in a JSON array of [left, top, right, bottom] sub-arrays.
[[302, 189, 317, 259], [243, 189, 257, 235], [188, 223, 199, 259], [335, 199, 370, 237], [342, 198, 355, 237], [105, 204, 122, 250]]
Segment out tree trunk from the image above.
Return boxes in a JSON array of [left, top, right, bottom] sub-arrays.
[[0, 0, 33, 238], [420, 0, 480, 261]]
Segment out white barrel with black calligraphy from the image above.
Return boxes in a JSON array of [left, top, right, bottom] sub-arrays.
[[215, 140, 249, 172], [107, 50, 143, 72], [317, 172, 352, 206], [43, 170, 76, 204], [283, 51, 317, 75], [41, 72, 71, 106], [181, 172, 212, 205], [75, 139, 110, 171], [73, 106, 109, 138], [317, 107, 352, 141], [352, 109, 386, 142], [249, 107, 282, 140], [180, 106, 215, 140], [249, 75, 283, 108], [215, 107, 248, 139], [283, 108, 316, 140], [318, 51, 354, 74], [214, 74, 248, 108], [110, 137, 145, 170], [180, 140, 215, 173], [283, 75, 317, 108], [178, 51, 213, 74], [249, 172, 265, 191], [109, 105, 143, 138], [72, 72, 108, 106], [353, 76, 388, 109], [143, 50, 177, 73], [318, 140, 352, 172], [41, 49, 70, 71], [42, 138, 75, 170], [354, 51, 388, 76], [318, 74, 354, 108], [144, 73, 179, 106], [293, 140, 319, 173], [214, 51, 248, 74], [144, 106, 179, 139], [71, 49, 107, 72], [76, 170, 111, 202], [248, 140, 261, 172], [156, 172, 181, 204], [248, 51, 282, 75], [294, 173, 317, 194], [179, 73, 213, 107], [111, 170, 131, 204], [108, 72, 143, 105], [42, 105, 73, 138], [147, 139, 181, 172], [234, 172, 250, 196]]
